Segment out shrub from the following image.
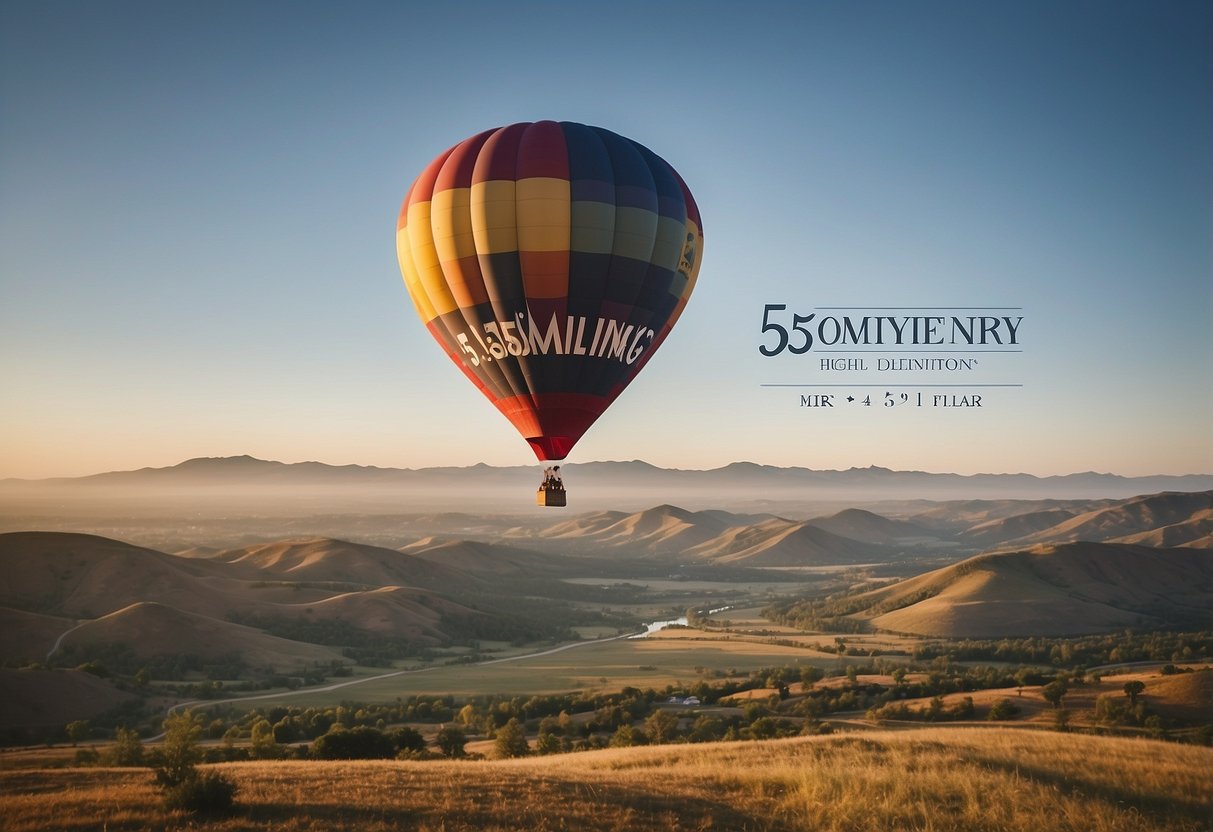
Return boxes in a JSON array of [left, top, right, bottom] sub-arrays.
[[163, 771, 238, 815], [986, 698, 1021, 721], [311, 726, 396, 760]]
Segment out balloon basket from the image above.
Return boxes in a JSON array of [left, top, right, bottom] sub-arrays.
[[536, 488, 567, 507]]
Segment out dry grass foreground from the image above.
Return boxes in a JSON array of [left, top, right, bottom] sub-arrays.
[[3, 728, 1212, 831]]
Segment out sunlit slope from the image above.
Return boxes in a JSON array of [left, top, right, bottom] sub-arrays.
[[1018, 491, 1213, 546], [537, 504, 736, 555], [1111, 508, 1213, 549], [688, 520, 886, 566], [853, 543, 1213, 637], [806, 508, 938, 545], [208, 537, 478, 591], [399, 538, 570, 575], [1144, 671, 1213, 723], [958, 508, 1078, 547]]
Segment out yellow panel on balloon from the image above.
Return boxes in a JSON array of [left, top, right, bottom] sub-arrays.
[[470, 180, 518, 254], [516, 177, 570, 253]]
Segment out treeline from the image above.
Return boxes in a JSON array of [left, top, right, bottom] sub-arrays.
[[908, 631, 1213, 667], [47, 644, 246, 681]]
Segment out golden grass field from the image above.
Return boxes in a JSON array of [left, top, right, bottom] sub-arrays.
[[2, 728, 1210, 831]]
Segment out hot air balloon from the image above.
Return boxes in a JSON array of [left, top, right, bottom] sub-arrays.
[[396, 121, 703, 505]]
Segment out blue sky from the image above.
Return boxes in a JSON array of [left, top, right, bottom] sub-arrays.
[[1, 0, 1210, 478]]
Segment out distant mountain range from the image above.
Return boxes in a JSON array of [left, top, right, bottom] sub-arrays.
[[3, 456, 1212, 514], [497, 491, 1211, 567]]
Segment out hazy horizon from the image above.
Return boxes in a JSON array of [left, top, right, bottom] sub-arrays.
[[5, 451, 1213, 481]]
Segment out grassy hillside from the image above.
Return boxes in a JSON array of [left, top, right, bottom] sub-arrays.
[[207, 538, 476, 591], [1019, 491, 1213, 547], [2, 729, 1210, 831], [58, 602, 345, 669], [846, 543, 1213, 637], [0, 532, 236, 619], [806, 508, 937, 545]]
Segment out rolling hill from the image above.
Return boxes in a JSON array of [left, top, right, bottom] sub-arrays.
[[58, 601, 345, 669], [399, 537, 571, 576], [906, 499, 1105, 535], [957, 508, 1078, 547], [0, 531, 239, 619], [0, 532, 615, 674], [526, 504, 895, 564], [1109, 508, 1213, 548], [534, 505, 739, 555], [265, 585, 492, 644], [1013, 491, 1213, 547], [686, 520, 887, 566], [805, 508, 940, 546], [842, 542, 1213, 637], [206, 537, 479, 592]]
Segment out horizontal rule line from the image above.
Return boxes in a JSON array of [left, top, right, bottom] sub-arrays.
[[816, 350, 1023, 353], [760, 384, 1024, 388]]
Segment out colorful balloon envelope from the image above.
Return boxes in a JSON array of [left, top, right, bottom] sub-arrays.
[[396, 121, 703, 461]]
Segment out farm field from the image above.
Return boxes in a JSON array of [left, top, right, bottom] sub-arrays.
[[211, 626, 846, 706]]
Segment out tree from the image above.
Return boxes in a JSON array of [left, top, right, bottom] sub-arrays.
[[66, 720, 90, 746], [748, 717, 780, 739], [104, 727, 144, 766], [644, 709, 679, 745], [1123, 680, 1146, 707], [687, 715, 725, 743], [155, 712, 203, 787], [391, 726, 427, 755], [272, 717, 298, 744], [535, 732, 562, 755], [494, 718, 529, 758], [1041, 679, 1068, 709], [435, 725, 467, 758], [609, 725, 646, 747], [250, 718, 281, 760], [1053, 708, 1071, 732]]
